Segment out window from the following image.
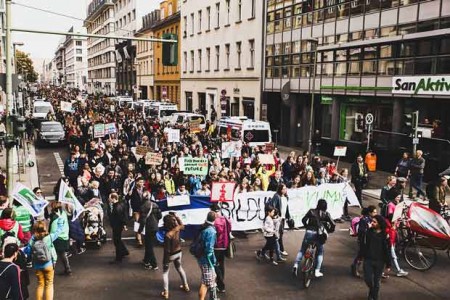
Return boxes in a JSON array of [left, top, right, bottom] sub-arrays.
[[251, 0, 256, 18], [198, 10, 202, 33], [236, 42, 242, 69], [190, 13, 194, 35], [237, 0, 242, 22], [132, 9, 136, 20], [190, 50, 194, 72], [206, 7, 211, 30], [249, 39, 255, 68], [206, 47, 211, 71], [226, 0, 230, 25], [76, 49, 82, 54], [168, 3, 173, 15], [183, 16, 187, 37], [183, 51, 187, 72], [215, 45, 220, 70], [216, 3, 220, 28], [225, 44, 230, 69], [198, 50, 202, 72], [76, 57, 83, 62], [76, 41, 82, 46]]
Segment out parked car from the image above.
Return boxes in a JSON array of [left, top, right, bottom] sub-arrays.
[[35, 121, 65, 147]]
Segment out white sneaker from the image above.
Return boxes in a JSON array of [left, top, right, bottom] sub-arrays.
[[281, 251, 288, 256], [396, 270, 408, 277], [314, 270, 324, 277]]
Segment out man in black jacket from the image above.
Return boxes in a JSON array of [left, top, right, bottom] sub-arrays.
[[108, 193, 129, 263], [351, 154, 369, 206], [0, 244, 23, 300], [138, 198, 162, 270]]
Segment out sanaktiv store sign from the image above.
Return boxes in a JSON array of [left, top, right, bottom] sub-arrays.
[[392, 76, 450, 95]]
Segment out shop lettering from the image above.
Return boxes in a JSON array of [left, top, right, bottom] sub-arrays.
[[394, 77, 450, 94]]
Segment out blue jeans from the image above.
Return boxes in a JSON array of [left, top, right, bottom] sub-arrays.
[[294, 230, 324, 271], [410, 173, 425, 197]]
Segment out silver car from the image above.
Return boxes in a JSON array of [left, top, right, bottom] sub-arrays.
[[36, 121, 65, 146]]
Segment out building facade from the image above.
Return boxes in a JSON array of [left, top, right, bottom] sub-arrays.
[[135, 10, 159, 100], [153, 0, 181, 105], [181, 0, 262, 120], [54, 40, 66, 86], [85, 0, 116, 95], [263, 0, 450, 173], [63, 27, 88, 91]]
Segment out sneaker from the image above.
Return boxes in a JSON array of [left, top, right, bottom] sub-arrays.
[[144, 263, 152, 270], [396, 270, 408, 277], [26, 261, 32, 269], [351, 264, 360, 278], [264, 253, 271, 260], [343, 215, 352, 221], [314, 270, 323, 277], [292, 265, 298, 277], [77, 247, 87, 255], [277, 257, 287, 262], [255, 250, 262, 261], [152, 266, 159, 271], [280, 251, 288, 256], [381, 272, 389, 279], [272, 260, 278, 266], [217, 288, 226, 293]]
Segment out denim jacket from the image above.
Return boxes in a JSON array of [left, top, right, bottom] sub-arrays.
[[198, 225, 217, 267]]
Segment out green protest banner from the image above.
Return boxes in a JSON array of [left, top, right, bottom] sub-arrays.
[[181, 157, 208, 175]]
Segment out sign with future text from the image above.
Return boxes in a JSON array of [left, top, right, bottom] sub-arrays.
[[180, 157, 208, 175]]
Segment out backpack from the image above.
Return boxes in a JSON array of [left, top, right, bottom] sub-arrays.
[[189, 226, 208, 259], [349, 216, 361, 237], [32, 239, 52, 264]]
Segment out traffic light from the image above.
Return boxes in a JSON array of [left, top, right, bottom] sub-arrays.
[[403, 111, 419, 137], [162, 33, 178, 66]]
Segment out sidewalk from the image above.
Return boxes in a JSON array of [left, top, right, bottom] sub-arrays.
[[0, 140, 40, 192], [277, 145, 388, 200]]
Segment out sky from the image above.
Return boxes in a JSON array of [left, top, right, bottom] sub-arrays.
[[11, 0, 160, 70]]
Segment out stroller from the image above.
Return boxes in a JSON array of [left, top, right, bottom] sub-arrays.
[[83, 198, 107, 247]]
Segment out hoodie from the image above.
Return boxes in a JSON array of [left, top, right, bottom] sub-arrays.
[[0, 219, 24, 243]]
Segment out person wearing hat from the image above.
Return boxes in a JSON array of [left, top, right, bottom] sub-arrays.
[[197, 211, 218, 300], [210, 203, 232, 294]]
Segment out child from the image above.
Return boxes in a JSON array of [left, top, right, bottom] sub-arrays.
[[255, 206, 285, 265]]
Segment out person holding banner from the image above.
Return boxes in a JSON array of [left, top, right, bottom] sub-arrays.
[[49, 203, 72, 276]]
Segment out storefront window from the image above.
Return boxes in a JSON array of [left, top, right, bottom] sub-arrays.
[[321, 63, 334, 76], [414, 58, 433, 74], [395, 59, 414, 75], [436, 57, 450, 74], [321, 104, 332, 138]]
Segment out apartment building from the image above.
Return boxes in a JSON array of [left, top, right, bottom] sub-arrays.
[[54, 40, 66, 86], [263, 0, 450, 172], [85, 0, 116, 95], [181, 0, 262, 120], [63, 27, 88, 91]]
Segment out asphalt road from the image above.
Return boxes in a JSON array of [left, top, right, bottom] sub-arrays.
[[33, 144, 450, 300]]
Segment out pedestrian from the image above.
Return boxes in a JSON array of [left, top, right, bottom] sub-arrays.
[[256, 205, 284, 265], [25, 219, 64, 300], [210, 203, 232, 293], [161, 213, 189, 300], [49, 203, 72, 276], [409, 150, 426, 198], [426, 176, 448, 214], [197, 211, 218, 300], [394, 152, 410, 178], [0, 243, 23, 300], [107, 193, 129, 263], [268, 183, 290, 256], [360, 215, 391, 300], [351, 154, 369, 206], [0, 208, 25, 249], [130, 177, 146, 246], [138, 195, 162, 270], [63, 151, 80, 190]]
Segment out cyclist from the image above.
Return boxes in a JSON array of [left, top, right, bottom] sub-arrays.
[[292, 199, 335, 278]]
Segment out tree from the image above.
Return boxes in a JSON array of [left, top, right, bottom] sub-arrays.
[[15, 50, 38, 82]]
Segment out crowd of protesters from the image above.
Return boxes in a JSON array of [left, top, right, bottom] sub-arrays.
[[0, 86, 448, 300]]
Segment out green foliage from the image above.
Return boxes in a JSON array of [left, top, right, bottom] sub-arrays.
[[15, 50, 38, 82]]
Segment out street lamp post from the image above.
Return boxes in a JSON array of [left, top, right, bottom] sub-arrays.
[[307, 39, 319, 156], [5, 0, 14, 195]]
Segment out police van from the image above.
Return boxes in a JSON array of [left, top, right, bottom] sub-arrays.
[[216, 117, 272, 147], [149, 102, 178, 122]]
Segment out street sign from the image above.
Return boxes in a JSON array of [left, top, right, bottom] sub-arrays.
[[413, 138, 419, 145], [365, 113, 374, 125]]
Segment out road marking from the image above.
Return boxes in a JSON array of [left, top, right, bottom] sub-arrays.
[[53, 152, 65, 177]]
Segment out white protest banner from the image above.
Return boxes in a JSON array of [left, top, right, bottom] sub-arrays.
[[58, 181, 85, 222], [12, 183, 49, 217], [60, 101, 73, 112], [93, 124, 105, 138], [221, 183, 359, 231], [104, 123, 117, 135], [168, 129, 180, 143], [167, 195, 191, 207], [211, 182, 235, 202], [221, 141, 242, 159], [258, 154, 275, 165]]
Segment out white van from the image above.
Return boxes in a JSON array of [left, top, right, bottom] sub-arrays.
[[216, 117, 272, 147], [33, 101, 54, 120], [149, 102, 178, 122], [114, 96, 134, 108], [133, 99, 155, 117], [169, 113, 206, 130]]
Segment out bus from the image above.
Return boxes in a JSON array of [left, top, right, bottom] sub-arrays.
[[216, 117, 272, 147]]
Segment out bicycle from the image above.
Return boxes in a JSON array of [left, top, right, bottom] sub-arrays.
[[396, 203, 437, 271], [299, 240, 318, 288]]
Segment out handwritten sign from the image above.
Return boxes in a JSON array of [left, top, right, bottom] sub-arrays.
[[221, 141, 242, 158], [93, 124, 105, 138], [60, 101, 73, 112], [104, 123, 117, 135], [333, 146, 347, 157], [189, 119, 202, 133], [180, 157, 208, 175], [258, 154, 275, 165], [136, 145, 151, 156], [145, 152, 164, 165], [168, 129, 180, 143], [211, 182, 235, 202]]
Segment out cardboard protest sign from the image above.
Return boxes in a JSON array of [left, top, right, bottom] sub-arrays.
[[168, 129, 180, 143], [211, 182, 235, 202], [258, 154, 275, 165], [60, 101, 73, 112], [167, 195, 191, 207], [12, 183, 49, 217], [221, 141, 242, 158], [189, 119, 202, 133], [180, 157, 208, 175], [93, 124, 105, 138], [135, 145, 151, 156], [333, 146, 347, 157], [145, 152, 164, 165], [104, 123, 117, 135]]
